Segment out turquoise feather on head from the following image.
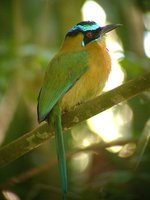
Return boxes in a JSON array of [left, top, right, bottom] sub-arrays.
[[67, 21, 100, 34]]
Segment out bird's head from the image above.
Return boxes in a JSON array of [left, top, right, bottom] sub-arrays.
[[65, 21, 120, 47]]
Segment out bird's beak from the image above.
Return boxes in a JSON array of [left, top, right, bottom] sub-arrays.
[[100, 24, 121, 36]]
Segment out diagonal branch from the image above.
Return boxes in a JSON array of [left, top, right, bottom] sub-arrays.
[[0, 72, 150, 168]]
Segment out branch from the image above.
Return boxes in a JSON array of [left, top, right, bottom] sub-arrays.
[[0, 138, 137, 190], [0, 72, 150, 168]]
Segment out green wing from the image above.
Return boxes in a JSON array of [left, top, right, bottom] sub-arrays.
[[37, 51, 88, 122]]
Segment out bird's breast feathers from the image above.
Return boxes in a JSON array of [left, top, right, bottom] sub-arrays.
[[60, 42, 111, 111]]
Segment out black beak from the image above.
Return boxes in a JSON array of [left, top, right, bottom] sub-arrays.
[[100, 24, 121, 35]]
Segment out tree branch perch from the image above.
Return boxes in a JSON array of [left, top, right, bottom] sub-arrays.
[[0, 72, 150, 168]]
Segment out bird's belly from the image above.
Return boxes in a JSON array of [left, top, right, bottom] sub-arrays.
[[60, 72, 101, 111], [60, 49, 111, 111]]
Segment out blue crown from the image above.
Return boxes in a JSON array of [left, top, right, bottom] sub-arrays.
[[66, 21, 100, 36]]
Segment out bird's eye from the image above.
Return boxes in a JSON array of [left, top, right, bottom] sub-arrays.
[[86, 31, 93, 38]]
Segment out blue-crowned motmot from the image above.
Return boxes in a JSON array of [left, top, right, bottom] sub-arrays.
[[37, 21, 119, 199]]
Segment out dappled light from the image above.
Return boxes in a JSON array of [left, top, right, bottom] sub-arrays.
[[119, 143, 136, 158], [143, 12, 150, 58], [71, 152, 91, 173], [82, 0, 106, 26]]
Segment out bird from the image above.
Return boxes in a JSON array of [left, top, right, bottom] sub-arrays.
[[37, 21, 119, 199]]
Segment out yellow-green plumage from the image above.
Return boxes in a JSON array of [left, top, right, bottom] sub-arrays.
[[37, 21, 119, 199]]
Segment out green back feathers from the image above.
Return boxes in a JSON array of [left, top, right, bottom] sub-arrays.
[[37, 51, 88, 122]]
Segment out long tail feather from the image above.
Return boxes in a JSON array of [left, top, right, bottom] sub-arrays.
[[53, 105, 68, 199]]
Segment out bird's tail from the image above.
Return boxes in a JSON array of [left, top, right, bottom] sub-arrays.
[[50, 105, 68, 200]]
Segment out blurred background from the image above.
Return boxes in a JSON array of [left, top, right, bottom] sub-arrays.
[[0, 0, 150, 199]]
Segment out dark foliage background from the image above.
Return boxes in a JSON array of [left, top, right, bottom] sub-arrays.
[[0, 0, 149, 199]]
